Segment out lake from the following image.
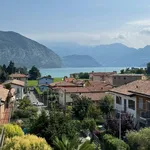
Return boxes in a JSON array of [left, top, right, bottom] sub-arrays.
[[40, 67, 126, 77]]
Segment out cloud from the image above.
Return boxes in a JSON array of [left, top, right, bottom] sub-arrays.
[[140, 28, 150, 35], [113, 34, 126, 40], [24, 19, 150, 49], [127, 20, 150, 27]]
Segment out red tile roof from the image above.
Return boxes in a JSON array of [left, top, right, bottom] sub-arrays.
[[3, 79, 25, 87], [9, 73, 27, 78], [64, 78, 75, 82], [81, 93, 105, 101], [50, 81, 78, 87], [110, 80, 150, 96]]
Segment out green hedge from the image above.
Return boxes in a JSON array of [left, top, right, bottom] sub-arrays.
[[103, 134, 129, 150]]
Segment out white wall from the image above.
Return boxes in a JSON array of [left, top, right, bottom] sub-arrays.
[[58, 90, 73, 105], [113, 93, 137, 118], [10, 84, 24, 99]]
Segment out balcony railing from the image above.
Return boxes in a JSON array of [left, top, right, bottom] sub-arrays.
[[140, 111, 150, 119]]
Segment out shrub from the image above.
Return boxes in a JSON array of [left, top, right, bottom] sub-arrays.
[[81, 118, 96, 131], [126, 127, 150, 150], [103, 134, 129, 150], [3, 134, 52, 150], [3, 124, 24, 138]]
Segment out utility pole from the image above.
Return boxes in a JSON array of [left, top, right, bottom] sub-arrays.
[[119, 112, 121, 140], [64, 89, 66, 115]]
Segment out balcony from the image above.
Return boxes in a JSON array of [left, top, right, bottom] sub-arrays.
[[140, 111, 150, 119], [140, 111, 150, 126]]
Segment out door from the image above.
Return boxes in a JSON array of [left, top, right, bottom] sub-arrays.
[[124, 99, 127, 112]]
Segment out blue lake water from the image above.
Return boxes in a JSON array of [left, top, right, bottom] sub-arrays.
[[40, 67, 126, 77]]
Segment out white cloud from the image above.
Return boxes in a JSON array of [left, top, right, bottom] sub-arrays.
[[24, 19, 150, 48], [127, 20, 150, 27]]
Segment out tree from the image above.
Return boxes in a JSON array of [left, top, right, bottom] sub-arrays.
[[72, 95, 92, 120], [30, 109, 79, 145], [87, 103, 101, 119], [78, 72, 89, 79], [147, 62, 150, 75], [105, 113, 135, 137], [99, 95, 114, 116], [53, 134, 97, 150], [29, 66, 41, 80], [6, 61, 16, 74]]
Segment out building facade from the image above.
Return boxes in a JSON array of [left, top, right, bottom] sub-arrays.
[[112, 74, 146, 87]]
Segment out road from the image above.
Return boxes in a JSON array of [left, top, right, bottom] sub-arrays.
[[28, 91, 45, 115]]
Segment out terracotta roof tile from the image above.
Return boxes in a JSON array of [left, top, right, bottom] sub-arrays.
[[9, 73, 27, 78], [3, 79, 25, 87], [110, 80, 150, 96], [50, 81, 78, 87], [81, 93, 105, 101]]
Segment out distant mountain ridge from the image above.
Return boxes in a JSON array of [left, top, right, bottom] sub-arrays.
[[46, 42, 150, 67], [62, 55, 101, 67], [0, 31, 62, 68]]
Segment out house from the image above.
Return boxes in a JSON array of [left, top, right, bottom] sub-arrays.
[[9, 73, 28, 86], [89, 71, 116, 84], [38, 76, 54, 92], [38, 76, 53, 85], [57, 81, 113, 106], [109, 80, 150, 128], [112, 74, 146, 87], [3, 79, 25, 99]]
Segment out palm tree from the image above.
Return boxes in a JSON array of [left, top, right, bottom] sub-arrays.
[[53, 134, 96, 150]]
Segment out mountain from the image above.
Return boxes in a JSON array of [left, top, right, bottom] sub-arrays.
[[62, 55, 101, 67], [0, 31, 62, 68], [46, 42, 137, 67]]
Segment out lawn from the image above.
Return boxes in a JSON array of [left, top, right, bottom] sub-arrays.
[[27, 80, 38, 87], [54, 77, 63, 82]]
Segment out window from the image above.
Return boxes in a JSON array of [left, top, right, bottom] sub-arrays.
[[116, 96, 122, 105], [138, 97, 143, 109], [124, 77, 126, 80], [114, 77, 116, 79], [128, 100, 135, 110]]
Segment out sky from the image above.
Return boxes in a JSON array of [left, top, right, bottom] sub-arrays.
[[1, 0, 150, 48]]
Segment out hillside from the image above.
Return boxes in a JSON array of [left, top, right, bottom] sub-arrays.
[[62, 55, 101, 67], [0, 31, 62, 68], [47, 42, 137, 67]]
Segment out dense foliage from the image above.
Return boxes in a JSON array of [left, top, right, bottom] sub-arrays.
[[99, 95, 114, 116], [71, 95, 92, 120], [120, 67, 146, 74], [29, 65, 41, 80], [30, 110, 79, 145], [3, 134, 52, 150], [103, 134, 129, 150], [3, 124, 24, 138], [126, 127, 150, 150], [105, 113, 135, 137], [0, 61, 27, 83], [11, 97, 38, 119], [78, 72, 89, 79]]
